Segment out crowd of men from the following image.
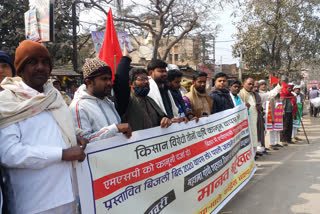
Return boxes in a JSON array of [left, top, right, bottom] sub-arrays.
[[0, 40, 307, 213]]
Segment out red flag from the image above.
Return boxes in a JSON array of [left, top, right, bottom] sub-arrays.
[[99, 8, 122, 81], [270, 75, 279, 88]]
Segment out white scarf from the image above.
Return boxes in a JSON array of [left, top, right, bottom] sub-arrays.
[[147, 77, 179, 118], [0, 77, 77, 148]]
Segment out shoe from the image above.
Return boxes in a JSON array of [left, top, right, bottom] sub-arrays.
[[256, 151, 263, 156], [295, 137, 302, 141], [279, 142, 288, 146], [288, 141, 295, 144], [275, 144, 283, 148], [291, 138, 298, 143], [262, 150, 269, 155], [265, 148, 270, 151], [270, 145, 279, 150]]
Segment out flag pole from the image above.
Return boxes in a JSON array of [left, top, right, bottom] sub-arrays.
[[114, 55, 116, 73]]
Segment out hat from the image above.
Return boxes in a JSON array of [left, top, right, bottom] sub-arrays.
[[0, 51, 15, 76], [259, 79, 266, 84], [293, 85, 301, 89], [166, 64, 179, 71], [14, 40, 52, 75], [288, 82, 294, 87], [82, 57, 111, 79]]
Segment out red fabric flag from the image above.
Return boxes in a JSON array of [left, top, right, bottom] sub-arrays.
[[99, 8, 122, 81], [270, 75, 279, 88]]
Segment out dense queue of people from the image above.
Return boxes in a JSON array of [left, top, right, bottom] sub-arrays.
[[0, 40, 307, 213]]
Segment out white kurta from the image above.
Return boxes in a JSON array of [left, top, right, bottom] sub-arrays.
[[0, 111, 75, 214], [247, 95, 258, 148]]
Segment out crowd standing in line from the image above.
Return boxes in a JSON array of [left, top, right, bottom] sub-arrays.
[[0, 41, 309, 214]]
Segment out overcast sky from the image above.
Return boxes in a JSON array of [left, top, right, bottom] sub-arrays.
[[214, 5, 239, 65], [79, 2, 240, 65]]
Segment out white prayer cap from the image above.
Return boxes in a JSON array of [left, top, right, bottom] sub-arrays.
[[259, 79, 266, 84], [167, 64, 179, 71]]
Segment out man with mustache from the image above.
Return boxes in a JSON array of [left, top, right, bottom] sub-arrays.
[[69, 56, 132, 142], [147, 59, 187, 123], [184, 72, 213, 118], [120, 68, 172, 131], [0, 40, 87, 213]]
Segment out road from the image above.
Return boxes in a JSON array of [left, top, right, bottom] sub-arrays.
[[219, 115, 320, 214]]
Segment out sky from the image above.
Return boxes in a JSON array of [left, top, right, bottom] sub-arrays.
[[214, 5, 239, 65], [79, 2, 239, 65]]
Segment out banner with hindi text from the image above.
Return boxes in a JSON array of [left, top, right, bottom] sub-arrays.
[[76, 104, 256, 214]]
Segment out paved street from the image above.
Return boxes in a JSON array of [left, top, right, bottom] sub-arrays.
[[219, 114, 320, 214]]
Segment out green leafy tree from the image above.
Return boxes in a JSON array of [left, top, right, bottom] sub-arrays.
[[233, 0, 320, 76]]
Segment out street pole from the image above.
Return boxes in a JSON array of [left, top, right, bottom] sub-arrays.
[[239, 48, 243, 83], [72, 1, 78, 73]]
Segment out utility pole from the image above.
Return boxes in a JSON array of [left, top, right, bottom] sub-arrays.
[[212, 36, 215, 73], [239, 48, 243, 82], [72, 0, 78, 73]]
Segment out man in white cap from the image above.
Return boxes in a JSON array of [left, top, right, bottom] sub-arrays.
[[291, 84, 304, 142]]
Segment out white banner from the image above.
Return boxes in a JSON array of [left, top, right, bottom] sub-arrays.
[[76, 104, 256, 214]]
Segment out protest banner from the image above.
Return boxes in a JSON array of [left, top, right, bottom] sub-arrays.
[[293, 103, 303, 128], [77, 104, 256, 214], [265, 102, 273, 131], [265, 101, 283, 131]]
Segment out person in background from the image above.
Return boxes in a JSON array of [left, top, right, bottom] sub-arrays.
[[184, 72, 213, 118], [167, 69, 196, 120], [209, 72, 234, 114], [309, 86, 319, 117], [291, 85, 304, 142], [0, 51, 15, 88], [269, 83, 283, 150], [259, 79, 267, 93], [280, 83, 297, 146], [229, 80, 243, 107], [51, 77, 72, 106]]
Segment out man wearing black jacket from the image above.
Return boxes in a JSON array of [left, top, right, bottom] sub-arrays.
[[210, 72, 234, 114]]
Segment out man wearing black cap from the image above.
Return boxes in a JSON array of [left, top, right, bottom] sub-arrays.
[[0, 51, 15, 88]]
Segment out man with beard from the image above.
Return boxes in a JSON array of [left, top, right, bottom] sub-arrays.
[[166, 69, 196, 120], [0, 40, 86, 213], [120, 68, 172, 131], [184, 72, 213, 118], [69, 57, 132, 142], [229, 80, 243, 106], [239, 78, 259, 156], [209, 72, 234, 113], [147, 59, 185, 122]]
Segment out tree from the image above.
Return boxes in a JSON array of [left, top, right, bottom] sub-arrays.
[[0, 0, 29, 56], [78, 0, 220, 61], [232, 0, 320, 76], [0, 0, 76, 67]]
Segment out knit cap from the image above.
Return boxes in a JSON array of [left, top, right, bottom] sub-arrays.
[[0, 51, 15, 76], [14, 40, 52, 75], [82, 57, 111, 79]]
